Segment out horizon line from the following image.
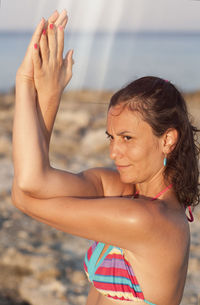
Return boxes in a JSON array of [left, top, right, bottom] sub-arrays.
[[0, 29, 200, 35]]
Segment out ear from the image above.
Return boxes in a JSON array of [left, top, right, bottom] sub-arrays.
[[162, 128, 178, 154]]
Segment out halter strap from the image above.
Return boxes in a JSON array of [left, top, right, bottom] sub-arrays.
[[133, 184, 194, 222], [151, 184, 173, 201], [187, 206, 194, 222], [133, 184, 172, 201]]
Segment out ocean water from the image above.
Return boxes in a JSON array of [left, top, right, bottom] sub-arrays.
[[0, 31, 200, 92]]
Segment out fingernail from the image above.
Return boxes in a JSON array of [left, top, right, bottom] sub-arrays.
[[34, 43, 38, 49], [42, 29, 46, 35], [49, 23, 54, 30], [58, 25, 63, 31]]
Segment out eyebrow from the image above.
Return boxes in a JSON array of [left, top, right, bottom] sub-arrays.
[[105, 130, 134, 136]]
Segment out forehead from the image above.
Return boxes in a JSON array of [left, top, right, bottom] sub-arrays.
[[107, 105, 152, 134]]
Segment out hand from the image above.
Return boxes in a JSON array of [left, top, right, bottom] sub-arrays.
[[16, 15, 47, 84], [33, 10, 74, 102]]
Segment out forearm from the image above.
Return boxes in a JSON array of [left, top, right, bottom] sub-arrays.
[[36, 91, 61, 144], [13, 77, 50, 192]]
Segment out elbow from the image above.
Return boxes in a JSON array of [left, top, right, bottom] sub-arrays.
[[17, 177, 35, 194], [11, 181, 27, 212], [13, 173, 43, 198], [11, 179, 36, 214]]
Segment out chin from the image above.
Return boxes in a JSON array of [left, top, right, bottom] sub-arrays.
[[119, 173, 136, 184]]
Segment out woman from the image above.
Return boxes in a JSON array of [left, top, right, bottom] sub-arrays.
[[12, 10, 199, 305]]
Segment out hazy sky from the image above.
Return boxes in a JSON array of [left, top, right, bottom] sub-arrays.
[[0, 0, 200, 32]]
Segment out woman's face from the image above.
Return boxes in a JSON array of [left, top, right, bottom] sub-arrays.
[[106, 104, 165, 184]]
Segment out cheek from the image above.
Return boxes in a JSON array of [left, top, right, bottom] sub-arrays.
[[141, 140, 163, 170], [127, 140, 161, 168], [127, 144, 147, 162]]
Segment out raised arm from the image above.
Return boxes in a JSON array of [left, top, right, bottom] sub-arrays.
[[12, 11, 108, 199], [13, 17, 49, 194]]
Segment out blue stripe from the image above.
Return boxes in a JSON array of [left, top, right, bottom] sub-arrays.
[[87, 242, 104, 280], [87, 242, 115, 281], [144, 300, 156, 305], [93, 274, 142, 292], [93, 244, 114, 277]]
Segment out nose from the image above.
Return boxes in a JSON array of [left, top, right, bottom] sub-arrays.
[[109, 140, 124, 160]]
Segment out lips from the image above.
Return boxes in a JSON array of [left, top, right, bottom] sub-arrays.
[[116, 164, 131, 170]]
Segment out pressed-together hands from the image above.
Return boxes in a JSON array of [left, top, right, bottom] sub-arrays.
[[17, 10, 74, 95], [33, 10, 74, 102]]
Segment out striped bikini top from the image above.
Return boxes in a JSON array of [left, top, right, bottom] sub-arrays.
[[84, 241, 155, 304]]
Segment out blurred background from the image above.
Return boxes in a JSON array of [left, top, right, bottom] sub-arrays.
[[1, 0, 200, 92], [0, 0, 200, 304]]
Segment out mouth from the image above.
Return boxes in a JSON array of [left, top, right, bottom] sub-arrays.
[[116, 164, 131, 170]]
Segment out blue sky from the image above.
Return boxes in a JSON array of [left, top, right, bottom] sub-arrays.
[[0, 0, 200, 32]]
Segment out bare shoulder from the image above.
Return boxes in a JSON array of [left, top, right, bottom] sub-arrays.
[[83, 167, 134, 197], [137, 198, 190, 247], [125, 198, 190, 247]]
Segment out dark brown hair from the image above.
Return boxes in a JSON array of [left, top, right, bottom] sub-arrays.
[[109, 76, 200, 208]]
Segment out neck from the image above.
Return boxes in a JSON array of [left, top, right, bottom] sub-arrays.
[[135, 167, 170, 198]]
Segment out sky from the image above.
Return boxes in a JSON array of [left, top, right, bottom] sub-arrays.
[[0, 0, 200, 32]]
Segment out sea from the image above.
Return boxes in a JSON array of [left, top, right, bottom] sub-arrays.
[[0, 31, 200, 93]]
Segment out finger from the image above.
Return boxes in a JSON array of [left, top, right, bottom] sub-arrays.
[[48, 22, 57, 61], [32, 42, 42, 71], [56, 14, 68, 61], [48, 10, 59, 24], [47, 11, 68, 62], [22, 18, 44, 76], [61, 17, 68, 29], [40, 27, 49, 65], [27, 18, 45, 55], [42, 11, 59, 62], [64, 49, 74, 84], [57, 25, 64, 61], [55, 9, 68, 28]]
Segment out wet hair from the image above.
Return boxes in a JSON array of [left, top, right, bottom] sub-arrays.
[[109, 76, 200, 208]]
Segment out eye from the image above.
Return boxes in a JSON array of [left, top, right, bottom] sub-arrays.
[[123, 135, 132, 141]]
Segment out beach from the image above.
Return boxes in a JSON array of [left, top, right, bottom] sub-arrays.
[[0, 89, 200, 305]]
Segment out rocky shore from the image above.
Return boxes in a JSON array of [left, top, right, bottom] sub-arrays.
[[0, 89, 200, 305]]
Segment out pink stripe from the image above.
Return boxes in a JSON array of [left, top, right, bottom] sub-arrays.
[[94, 282, 144, 297], [108, 295, 131, 301], [87, 246, 93, 260], [97, 265, 136, 279], [108, 294, 143, 301]]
